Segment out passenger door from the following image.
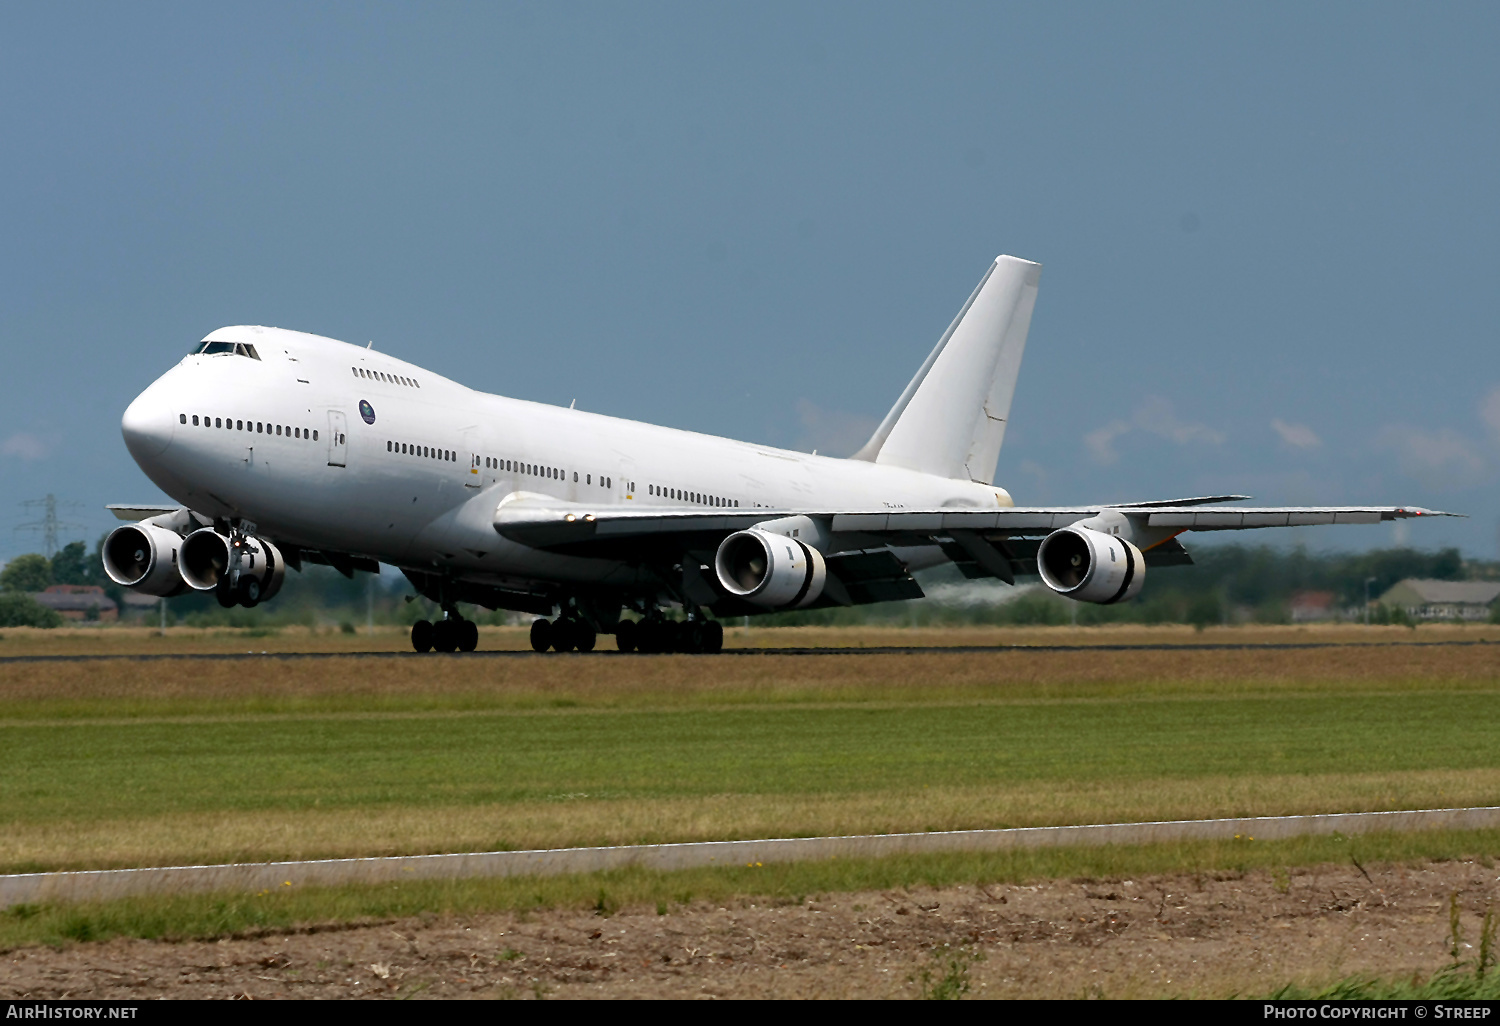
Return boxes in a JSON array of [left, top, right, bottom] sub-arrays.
[[326, 410, 348, 467], [616, 455, 637, 504], [462, 429, 483, 490]]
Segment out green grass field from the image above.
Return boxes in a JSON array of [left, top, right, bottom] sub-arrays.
[[1, 639, 1497, 873]]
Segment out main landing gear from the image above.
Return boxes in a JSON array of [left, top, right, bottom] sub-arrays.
[[410, 615, 478, 653], [612, 616, 723, 654], [528, 616, 598, 653]]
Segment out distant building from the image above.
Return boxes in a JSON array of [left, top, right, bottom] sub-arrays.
[[31, 585, 118, 622], [1378, 579, 1500, 621], [1289, 590, 1337, 622]]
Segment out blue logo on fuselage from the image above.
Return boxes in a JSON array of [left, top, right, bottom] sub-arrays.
[[359, 400, 376, 424]]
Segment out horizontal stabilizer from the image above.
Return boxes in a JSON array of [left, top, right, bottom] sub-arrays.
[[106, 503, 181, 522]]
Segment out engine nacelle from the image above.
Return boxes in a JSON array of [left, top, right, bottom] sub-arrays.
[[714, 528, 827, 609], [179, 528, 285, 602], [243, 536, 286, 602], [1037, 526, 1145, 604], [102, 523, 187, 597]]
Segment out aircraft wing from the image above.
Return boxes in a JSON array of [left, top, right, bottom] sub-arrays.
[[494, 498, 1456, 588]]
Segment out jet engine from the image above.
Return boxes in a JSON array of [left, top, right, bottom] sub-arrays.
[[102, 523, 188, 597], [180, 527, 285, 605], [714, 528, 826, 609], [1036, 526, 1145, 604]]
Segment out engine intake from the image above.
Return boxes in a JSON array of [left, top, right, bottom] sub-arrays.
[[714, 528, 826, 609], [179, 528, 230, 592], [103, 523, 187, 597], [1037, 526, 1145, 604]]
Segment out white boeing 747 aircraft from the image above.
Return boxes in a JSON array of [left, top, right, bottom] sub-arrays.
[[105, 255, 1453, 654]]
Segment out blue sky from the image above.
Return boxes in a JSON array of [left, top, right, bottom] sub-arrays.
[[2, 2, 1497, 563]]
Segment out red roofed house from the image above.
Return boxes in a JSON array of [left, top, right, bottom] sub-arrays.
[[31, 585, 119, 622]]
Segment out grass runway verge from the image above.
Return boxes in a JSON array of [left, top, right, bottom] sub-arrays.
[[1, 634, 1496, 873], [3, 828, 1497, 951]]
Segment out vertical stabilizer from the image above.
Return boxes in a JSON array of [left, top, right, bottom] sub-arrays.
[[851, 255, 1040, 484]]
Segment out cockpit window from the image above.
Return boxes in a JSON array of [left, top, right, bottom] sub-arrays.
[[196, 341, 261, 360]]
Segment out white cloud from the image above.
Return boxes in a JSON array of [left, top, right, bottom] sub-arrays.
[[1084, 420, 1130, 464], [1084, 397, 1225, 464], [1270, 418, 1321, 449], [1, 433, 47, 461], [1376, 424, 1487, 489], [1481, 386, 1500, 439]]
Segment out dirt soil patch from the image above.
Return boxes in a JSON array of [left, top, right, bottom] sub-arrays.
[[3, 859, 1496, 999]]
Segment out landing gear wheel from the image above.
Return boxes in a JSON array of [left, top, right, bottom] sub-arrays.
[[662, 621, 684, 653], [216, 577, 237, 609], [433, 619, 459, 653], [458, 619, 479, 652], [615, 620, 638, 653], [530, 618, 553, 653], [573, 622, 597, 653], [683, 621, 705, 654], [551, 618, 576, 653], [636, 620, 660, 653], [702, 620, 724, 654], [411, 620, 434, 653], [237, 576, 262, 608]]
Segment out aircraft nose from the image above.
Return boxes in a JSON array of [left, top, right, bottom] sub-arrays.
[[121, 385, 176, 460]]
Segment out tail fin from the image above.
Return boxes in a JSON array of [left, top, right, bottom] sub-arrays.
[[851, 255, 1040, 484]]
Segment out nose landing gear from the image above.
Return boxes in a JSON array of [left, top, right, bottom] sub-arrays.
[[213, 523, 279, 608]]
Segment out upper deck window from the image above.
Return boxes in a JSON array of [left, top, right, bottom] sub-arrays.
[[196, 341, 260, 360]]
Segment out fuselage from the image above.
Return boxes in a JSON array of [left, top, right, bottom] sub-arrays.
[[121, 325, 1013, 588]]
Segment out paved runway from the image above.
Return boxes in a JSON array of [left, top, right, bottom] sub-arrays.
[[3, 807, 1497, 909], [0, 638, 1491, 664]]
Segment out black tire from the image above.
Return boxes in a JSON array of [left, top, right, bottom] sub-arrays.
[[411, 620, 434, 653], [636, 620, 659, 653], [530, 618, 553, 653], [433, 619, 459, 653], [573, 622, 597, 653], [663, 621, 687, 654], [237, 575, 261, 608], [459, 619, 479, 652], [702, 620, 724, 654], [216, 577, 237, 609], [615, 619, 638, 653], [683, 621, 705, 654], [552, 618, 576, 653]]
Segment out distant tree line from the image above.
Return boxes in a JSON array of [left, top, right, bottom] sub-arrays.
[[1, 538, 1492, 630], [0, 535, 431, 631], [761, 545, 1491, 628], [0, 540, 111, 628]]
